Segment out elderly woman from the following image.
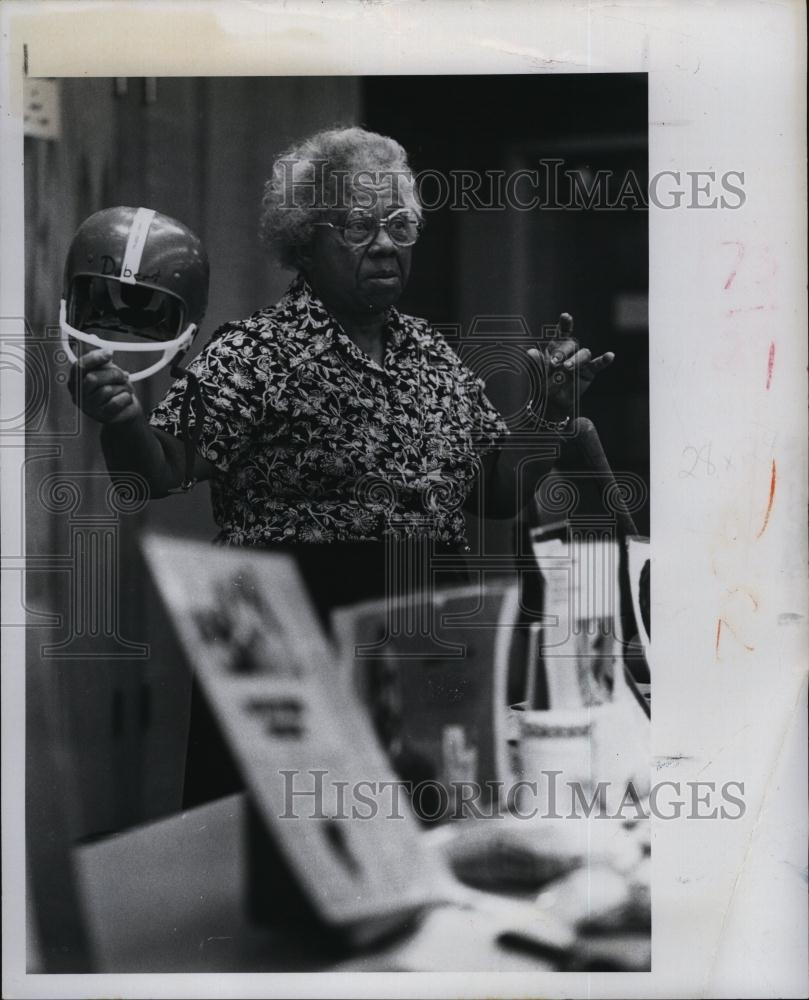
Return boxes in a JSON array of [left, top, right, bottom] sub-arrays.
[[70, 126, 614, 803], [73, 126, 613, 613]]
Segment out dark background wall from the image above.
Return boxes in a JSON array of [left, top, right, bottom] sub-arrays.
[[24, 75, 647, 848], [365, 74, 649, 514]]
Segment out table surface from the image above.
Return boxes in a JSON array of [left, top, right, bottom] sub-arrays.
[[73, 793, 568, 973], [74, 791, 650, 974]]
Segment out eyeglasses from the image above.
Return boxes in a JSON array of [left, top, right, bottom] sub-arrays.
[[315, 208, 423, 248]]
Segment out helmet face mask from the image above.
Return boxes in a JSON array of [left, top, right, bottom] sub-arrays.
[[70, 275, 188, 341], [61, 206, 209, 381]]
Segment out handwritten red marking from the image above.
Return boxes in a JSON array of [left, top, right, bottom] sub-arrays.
[[716, 617, 755, 657], [727, 587, 759, 610], [756, 460, 776, 538], [722, 241, 745, 290], [766, 341, 775, 389]]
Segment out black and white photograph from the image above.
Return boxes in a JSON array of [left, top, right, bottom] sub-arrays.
[[1, 2, 806, 999]]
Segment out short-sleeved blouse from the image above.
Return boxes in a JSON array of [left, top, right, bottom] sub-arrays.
[[149, 274, 508, 546]]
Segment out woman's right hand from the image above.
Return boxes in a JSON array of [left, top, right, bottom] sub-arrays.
[[67, 349, 143, 425]]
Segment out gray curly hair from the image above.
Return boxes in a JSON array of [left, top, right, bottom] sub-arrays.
[[259, 126, 421, 270]]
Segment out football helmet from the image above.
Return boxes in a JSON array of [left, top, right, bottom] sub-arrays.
[[60, 206, 209, 381]]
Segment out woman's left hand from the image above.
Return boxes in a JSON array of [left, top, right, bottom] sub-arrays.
[[527, 312, 615, 422]]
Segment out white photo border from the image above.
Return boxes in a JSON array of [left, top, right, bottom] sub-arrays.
[[1, 1, 806, 998]]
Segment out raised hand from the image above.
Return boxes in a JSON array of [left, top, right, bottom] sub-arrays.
[[67, 349, 143, 425], [527, 312, 615, 423]]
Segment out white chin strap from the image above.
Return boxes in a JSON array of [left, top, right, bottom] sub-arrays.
[[60, 299, 195, 382]]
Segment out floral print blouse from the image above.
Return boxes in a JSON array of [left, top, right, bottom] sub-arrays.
[[149, 274, 508, 546]]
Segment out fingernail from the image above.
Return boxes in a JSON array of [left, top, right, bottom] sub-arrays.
[[563, 360, 573, 369], [551, 354, 564, 366]]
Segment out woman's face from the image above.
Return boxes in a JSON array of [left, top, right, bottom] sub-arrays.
[[303, 190, 415, 318]]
